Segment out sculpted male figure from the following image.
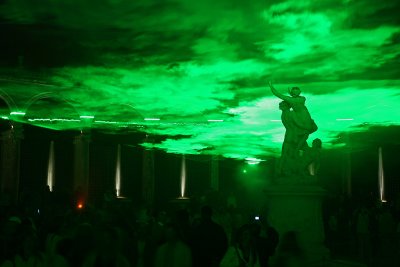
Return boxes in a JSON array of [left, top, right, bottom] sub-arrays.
[[277, 100, 297, 176]]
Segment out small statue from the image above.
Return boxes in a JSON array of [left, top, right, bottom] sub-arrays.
[[302, 138, 322, 176]]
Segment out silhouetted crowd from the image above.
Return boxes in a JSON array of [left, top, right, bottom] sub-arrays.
[[1, 187, 400, 267], [324, 193, 400, 266], [0, 187, 287, 267]]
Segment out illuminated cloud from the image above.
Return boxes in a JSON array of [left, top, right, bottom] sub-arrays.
[[0, 0, 399, 159]]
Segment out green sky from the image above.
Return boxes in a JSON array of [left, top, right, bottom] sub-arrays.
[[0, 0, 399, 160]]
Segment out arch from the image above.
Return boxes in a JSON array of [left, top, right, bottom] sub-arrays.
[[23, 92, 81, 117], [0, 89, 18, 112], [119, 103, 144, 120], [87, 102, 146, 133], [91, 102, 144, 121], [21, 92, 84, 131]]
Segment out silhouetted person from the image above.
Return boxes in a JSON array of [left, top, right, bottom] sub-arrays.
[[191, 206, 228, 267], [270, 231, 305, 267], [251, 223, 279, 267], [64, 222, 95, 267], [355, 207, 371, 263], [155, 223, 192, 267], [174, 209, 192, 246], [0, 220, 47, 267], [82, 225, 130, 267], [221, 224, 260, 267], [0, 216, 23, 265]]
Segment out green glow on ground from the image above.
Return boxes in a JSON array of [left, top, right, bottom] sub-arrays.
[[0, 0, 399, 159]]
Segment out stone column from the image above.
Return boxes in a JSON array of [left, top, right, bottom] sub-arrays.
[[0, 123, 23, 205], [73, 132, 90, 203], [265, 184, 330, 266], [210, 155, 219, 191], [142, 136, 155, 208], [343, 152, 352, 197], [341, 133, 352, 197]]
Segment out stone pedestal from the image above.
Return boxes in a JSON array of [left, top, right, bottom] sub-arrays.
[[265, 184, 330, 266]]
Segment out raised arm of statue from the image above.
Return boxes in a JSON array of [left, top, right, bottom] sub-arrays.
[[268, 81, 292, 102]]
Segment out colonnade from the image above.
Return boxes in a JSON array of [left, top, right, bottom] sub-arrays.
[[0, 123, 221, 206]]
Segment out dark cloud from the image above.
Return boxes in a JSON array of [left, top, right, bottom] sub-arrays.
[[0, 24, 99, 67], [339, 55, 400, 81], [346, 0, 400, 29]]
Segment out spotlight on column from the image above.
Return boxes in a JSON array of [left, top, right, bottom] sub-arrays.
[[378, 147, 386, 203], [178, 154, 189, 199], [47, 141, 55, 192], [115, 144, 121, 197]]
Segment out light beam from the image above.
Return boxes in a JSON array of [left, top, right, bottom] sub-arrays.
[[47, 141, 55, 191], [115, 144, 121, 197], [180, 154, 186, 198], [378, 146, 386, 202]]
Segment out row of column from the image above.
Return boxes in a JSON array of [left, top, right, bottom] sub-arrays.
[[0, 125, 221, 206], [0, 128, 153, 206]]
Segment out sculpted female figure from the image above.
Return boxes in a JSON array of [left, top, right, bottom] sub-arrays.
[[269, 81, 317, 152]]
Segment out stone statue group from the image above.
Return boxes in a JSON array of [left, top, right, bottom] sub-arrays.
[[268, 81, 321, 181]]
